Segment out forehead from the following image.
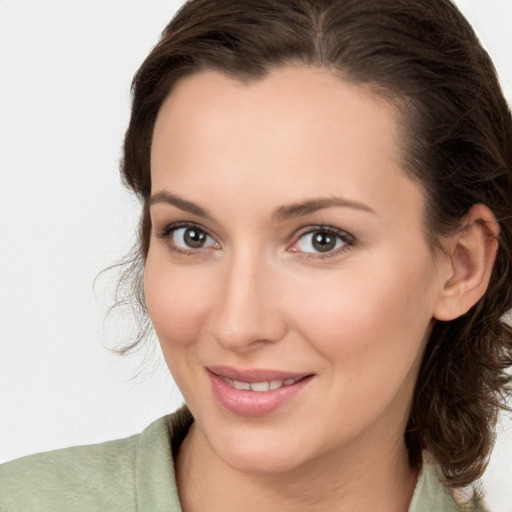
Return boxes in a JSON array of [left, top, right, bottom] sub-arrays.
[[152, 66, 402, 168], [150, 66, 423, 223]]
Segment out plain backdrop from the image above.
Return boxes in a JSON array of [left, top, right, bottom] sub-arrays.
[[1, 1, 511, 511]]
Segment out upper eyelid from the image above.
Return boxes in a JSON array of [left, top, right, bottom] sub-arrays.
[[155, 221, 214, 238], [293, 225, 355, 242]]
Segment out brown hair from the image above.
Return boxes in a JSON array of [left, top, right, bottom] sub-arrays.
[[119, 0, 512, 488]]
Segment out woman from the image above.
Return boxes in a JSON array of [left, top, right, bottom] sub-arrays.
[[1, 0, 511, 510]]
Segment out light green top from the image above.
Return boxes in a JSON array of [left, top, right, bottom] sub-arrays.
[[0, 406, 482, 511]]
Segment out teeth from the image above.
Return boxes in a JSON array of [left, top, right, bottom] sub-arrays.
[[269, 380, 282, 390], [227, 377, 301, 392], [250, 381, 270, 392], [233, 380, 250, 390]]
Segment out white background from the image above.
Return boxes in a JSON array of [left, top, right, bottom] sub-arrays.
[[1, 1, 511, 511]]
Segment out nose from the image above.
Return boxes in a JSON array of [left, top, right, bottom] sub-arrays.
[[209, 250, 287, 352]]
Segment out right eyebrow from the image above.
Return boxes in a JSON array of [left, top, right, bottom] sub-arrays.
[[149, 190, 212, 219]]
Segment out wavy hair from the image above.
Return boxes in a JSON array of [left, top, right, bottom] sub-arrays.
[[118, 0, 512, 488]]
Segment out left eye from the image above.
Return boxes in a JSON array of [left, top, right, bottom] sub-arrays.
[[294, 228, 350, 254]]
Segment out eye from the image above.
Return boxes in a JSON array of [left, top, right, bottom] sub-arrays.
[[292, 227, 353, 256], [173, 226, 216, 249], [156, 223, 219, 253]]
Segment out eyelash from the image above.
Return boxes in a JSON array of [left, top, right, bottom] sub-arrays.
[[155, 222, 355, 259]]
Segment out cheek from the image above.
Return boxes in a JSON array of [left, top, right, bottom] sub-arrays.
[[143, 253, 214, 350], [287, 253, 437, 373], [288, 257, 437, 435]]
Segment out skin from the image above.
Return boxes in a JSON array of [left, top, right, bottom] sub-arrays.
[[144, 66, 495, 511]]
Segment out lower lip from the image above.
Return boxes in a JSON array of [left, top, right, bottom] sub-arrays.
[[208, 371, 313, 417]]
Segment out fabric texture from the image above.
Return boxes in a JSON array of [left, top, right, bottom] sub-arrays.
[[0, 406, 483, 511]]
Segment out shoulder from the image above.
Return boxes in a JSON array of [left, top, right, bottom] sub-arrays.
[[0, 435, 139, 511], [409, 454, 489, 512], [0, 406, 192, 512]]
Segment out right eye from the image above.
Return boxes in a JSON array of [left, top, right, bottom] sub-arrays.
[[173, 226, 216, 249], [156, 223, 220, 253]]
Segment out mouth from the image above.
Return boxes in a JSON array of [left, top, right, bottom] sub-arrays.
[[206, 366, 314, 417]]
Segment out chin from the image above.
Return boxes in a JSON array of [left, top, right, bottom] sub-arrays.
[[205, 424, 320, 475]]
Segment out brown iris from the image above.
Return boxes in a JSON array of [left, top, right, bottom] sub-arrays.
[[184, 227, 208, 248], [312, 231, 337, 252]]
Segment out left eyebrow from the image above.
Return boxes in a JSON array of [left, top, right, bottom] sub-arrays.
[[272, 196, 376, 222]]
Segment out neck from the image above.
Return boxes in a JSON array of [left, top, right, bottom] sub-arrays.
[[176, 422, 418, 512]]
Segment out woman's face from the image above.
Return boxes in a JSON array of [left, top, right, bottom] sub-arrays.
[[145, 66, 448, 474]]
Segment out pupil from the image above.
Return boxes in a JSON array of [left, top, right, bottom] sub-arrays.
[[184, 228, 206, 248], [312, 232, 335, 252]]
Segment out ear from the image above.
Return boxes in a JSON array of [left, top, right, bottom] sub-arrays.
[[433, 204, 500, 321]]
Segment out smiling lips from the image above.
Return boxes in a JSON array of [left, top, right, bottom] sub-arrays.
[[207, 366, 313, 416]]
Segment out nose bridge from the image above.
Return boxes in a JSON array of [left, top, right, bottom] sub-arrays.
[[211, 245, 285, 351]]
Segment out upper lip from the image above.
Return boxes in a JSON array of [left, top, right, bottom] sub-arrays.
[[207, 365, 312, 383]]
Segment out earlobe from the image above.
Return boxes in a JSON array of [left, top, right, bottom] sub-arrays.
[[433, 204, 500, 322]]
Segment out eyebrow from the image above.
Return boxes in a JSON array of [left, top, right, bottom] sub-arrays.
[[272, 197, 376, 221], [149, 190, 212, 219], [149, 190, 375, 221]]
